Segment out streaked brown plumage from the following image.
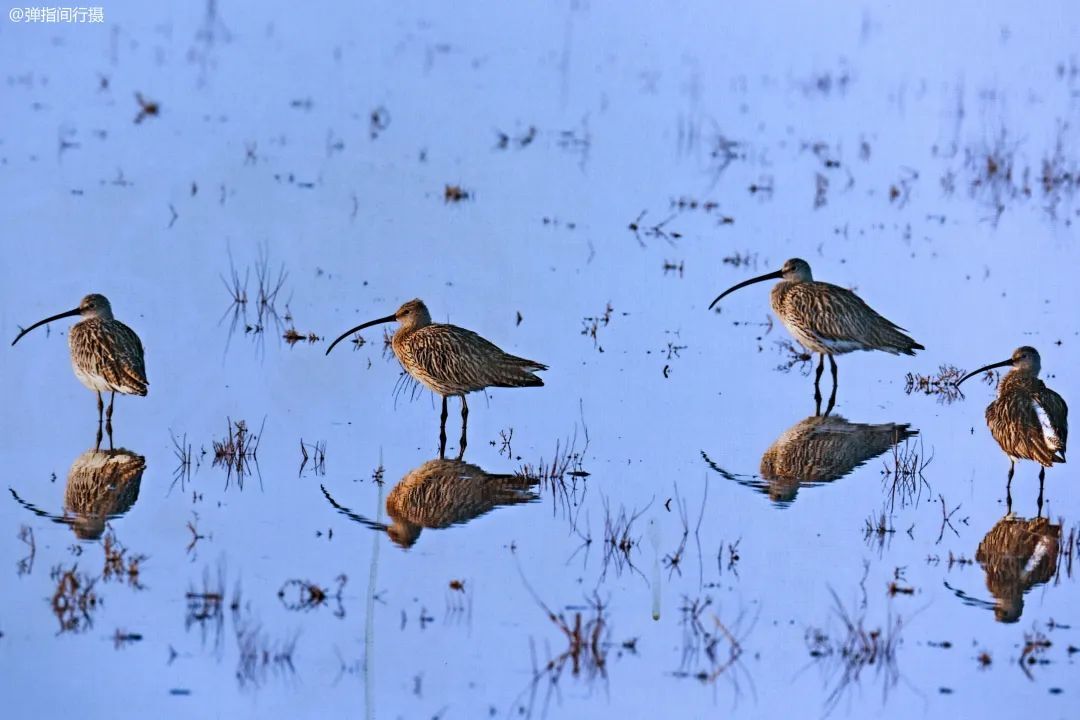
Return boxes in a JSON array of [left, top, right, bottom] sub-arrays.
[[64, 448, 145, 540], [385, 458, 539, 548], [754, 414, 917, 503], [11, 294, 148, 426], [709, 258, 923, 406], [321, 459, 539, 549], [976, 514, 1060, 623], [326, 299, 546, 454], [10, 448, 145, 540], [956, 346, 1068, 485]]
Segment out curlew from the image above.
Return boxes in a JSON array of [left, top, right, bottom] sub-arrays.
[[709, 258, 923, 411], [12, 294, 148, 441], [956, 346, 1067, 498], [703, 413, 916, 504], [10, 448, 145, 541], [322, 458, 539, 548], [757, 414, 918, 504], [326, 299, 546, 456], [975, 513, 1061, 623]]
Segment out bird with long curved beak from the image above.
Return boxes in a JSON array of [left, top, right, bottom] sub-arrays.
[[955, 346, 1067, 502], [326, 299, 546, 457], [12, 294, 147, 443], [709, 258, 923, 413]]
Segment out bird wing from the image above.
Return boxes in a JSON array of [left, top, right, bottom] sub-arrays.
[[406, 324, 544, 391], [783, 282, 916, 349], [988, 386, 1063, 466], [405, 324, 503, 390], [70, 320, 148, 394], [1034, 384, 1068, 460]]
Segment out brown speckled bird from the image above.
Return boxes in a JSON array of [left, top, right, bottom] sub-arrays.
[[321, 458, 539, 549], [10, 448, 145, 541], [756, 414, 917, 504], [976, 513, 1060, 623], [326, 299, 546, 455], [709, 258, 923, 407], [956, 346, 1068, 491], [11, 294, 148, 429]]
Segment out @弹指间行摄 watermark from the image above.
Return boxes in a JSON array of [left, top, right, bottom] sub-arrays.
[[9, 6, 104, 22]]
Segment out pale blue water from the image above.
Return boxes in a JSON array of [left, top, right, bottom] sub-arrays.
[[1, 1, 1079, 718]]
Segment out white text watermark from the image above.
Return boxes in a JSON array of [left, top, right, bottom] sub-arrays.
[[9, 6, 104, 22]]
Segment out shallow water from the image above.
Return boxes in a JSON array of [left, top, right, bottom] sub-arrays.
[[2, 1, 1079, 717]]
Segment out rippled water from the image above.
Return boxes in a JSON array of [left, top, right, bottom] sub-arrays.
[[2, 1, 1079, 717]]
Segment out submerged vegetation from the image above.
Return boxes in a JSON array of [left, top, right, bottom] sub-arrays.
[[6, 3, 1080, 719], [806, 590, 905, 715]]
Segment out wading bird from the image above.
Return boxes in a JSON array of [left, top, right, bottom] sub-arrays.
[[758, 414, 918, 504], [705, 412, 917, 505], [975, 512, 1060, 623], [326, 299, 546, 456], [322, 458, 539, 548], [709, 258, 923, 412], [956, 346, 1067, 499], [11, 294, 148, 442], [10, 448, 145, 541]]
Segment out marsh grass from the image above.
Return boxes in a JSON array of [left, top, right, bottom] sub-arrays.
[[185, 563, 228, 653], [880, 434, 933, 512], [904, 365, 966, 404], [674, 595, 755, 696], [805, 589, 904, 716], [17, 525, 35, 577], [278, 574, 347, 618], [298, 438, 327, 477], [170, 429, 195, 490], [219, 245, 291, 354], [580, 302, 615, 349], [1019, 626, 1052, 679], [212, 417, 264, 488], [102, 529, 146, 588], [775, 339, 813, 375], [598, 495, 652, 583], [282, 328, 320, 346], [50, 563, 100, 633], [519, 432, 589, 521], [233, 598, 298, 688], [515, 580, 612, 717]]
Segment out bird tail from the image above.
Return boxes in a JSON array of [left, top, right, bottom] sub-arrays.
[[493, 355, 546, 388], [885, 330, 923, 356]]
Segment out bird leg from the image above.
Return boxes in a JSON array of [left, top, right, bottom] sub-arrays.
[[824, 363, 838, 417], [1037, 466, 1046, 515], [459, 396, 469, 459], [96, 391, 104, 427], [813, 354, 825, 415], [828, 354, 838, 394], [106, 391, 115, 433], [439, 396, 449, 459]]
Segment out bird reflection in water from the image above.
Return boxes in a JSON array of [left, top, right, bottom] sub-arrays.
[[322, 458, 539, 548], [707, 415, 917, 506], [948, 500, 1061, 624], [10, 448, 145, 540]]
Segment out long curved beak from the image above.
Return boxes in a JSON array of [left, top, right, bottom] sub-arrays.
[[320, 484, 390, 531], [11, 307, 81, 346], [708, 269, 784, 310], [325, 313, 396, 355], [955, 358, 1013, 386]]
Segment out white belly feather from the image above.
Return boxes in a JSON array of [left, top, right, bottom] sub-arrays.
[[1033, 400, 1061, 451]]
